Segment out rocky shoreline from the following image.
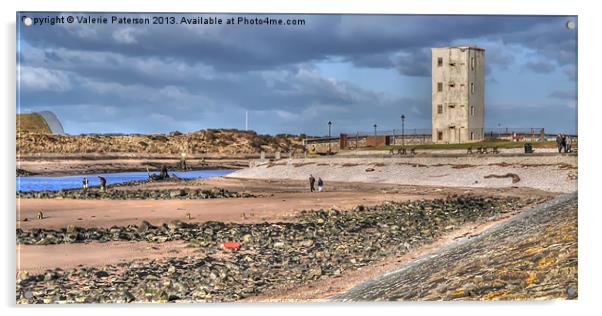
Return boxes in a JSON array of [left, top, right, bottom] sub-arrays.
[[17, 195, 536, 303], [17, 187, 255, 200]]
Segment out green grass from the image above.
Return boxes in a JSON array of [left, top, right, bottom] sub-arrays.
[[368, 140, 560, 151]]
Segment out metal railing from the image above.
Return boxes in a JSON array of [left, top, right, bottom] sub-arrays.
[[305, 127, 576, 144]]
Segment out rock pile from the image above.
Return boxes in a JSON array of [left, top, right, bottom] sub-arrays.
[[16, 195, 534, 303], [16, 187, 255, 200]]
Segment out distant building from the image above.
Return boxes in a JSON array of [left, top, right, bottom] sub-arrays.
[[16, 111, 65, 135], [431, 46, 485, 143]]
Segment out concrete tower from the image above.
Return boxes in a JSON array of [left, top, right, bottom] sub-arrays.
[[431, 46, 485, 143]]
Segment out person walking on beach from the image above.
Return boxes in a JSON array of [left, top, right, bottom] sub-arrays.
[[309, 174, 316, 192], [317, 177, 324, 192], [561, 134, 567, 153], [98, 176, 107, 193], [556, 134, 563, 153], [82, 177, 89, 193], [566, 135, 573, 153], [159, 165, 169, 180]]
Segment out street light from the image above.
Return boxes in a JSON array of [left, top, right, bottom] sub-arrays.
[[328, 121, 332, 154], [374, 124, 377, 136], [401, 115, 405, 147]]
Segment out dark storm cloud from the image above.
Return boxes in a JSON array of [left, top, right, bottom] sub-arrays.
[[345, 53, 396, 69], [393, 48, 431, 77], [20, 14, 576, 74], [17, 13, 577, 134]]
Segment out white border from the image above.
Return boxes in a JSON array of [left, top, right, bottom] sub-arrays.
[[2, 1, 599, 316]]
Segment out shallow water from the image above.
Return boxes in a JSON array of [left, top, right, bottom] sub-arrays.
[[16, 169, 233, 192]]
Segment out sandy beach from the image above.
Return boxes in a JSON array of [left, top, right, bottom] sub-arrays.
[[230, 154, 577, 193], [17, 241, 197, 274], [15, 153, 575, 303]]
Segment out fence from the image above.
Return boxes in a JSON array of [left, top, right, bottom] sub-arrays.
[[304, 127, 574, 150], [306, 128, 431, 143]]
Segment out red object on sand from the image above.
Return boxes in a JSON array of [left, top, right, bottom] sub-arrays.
[[222, 241, 241, 249]]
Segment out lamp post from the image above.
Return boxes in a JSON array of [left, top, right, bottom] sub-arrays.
[[374, 124, 377, 136], [401, 115, 405, 147], [328, 121, 332, 154]]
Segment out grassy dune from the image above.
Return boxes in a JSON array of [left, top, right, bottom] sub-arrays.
[[17, 113, 51, 134], [17, 129, 305, 155]]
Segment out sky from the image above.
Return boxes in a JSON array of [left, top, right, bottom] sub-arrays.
[[17, 13, 578, 136]]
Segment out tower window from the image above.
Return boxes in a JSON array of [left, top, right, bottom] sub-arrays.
[[437, 104, 443, 114], [437, 82, 443, 92], [470, 131, 474, 140], [449, 83, 455, 88], [437, 57, 443, 67], [470, 82, 475, 94], [471, 57, 476, 70], [470, 105, 475, 116], [437, 131, 443, 141]]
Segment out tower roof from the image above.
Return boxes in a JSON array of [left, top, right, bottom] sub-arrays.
[[432, 46, 485, 51]]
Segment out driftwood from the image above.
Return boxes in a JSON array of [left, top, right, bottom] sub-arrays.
[[484, 173, 521, 183]]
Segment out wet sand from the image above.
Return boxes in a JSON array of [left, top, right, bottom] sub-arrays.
[[17, 177, 556, 230], [17, 191, 439, 230], [17, 241, 197, 274]]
